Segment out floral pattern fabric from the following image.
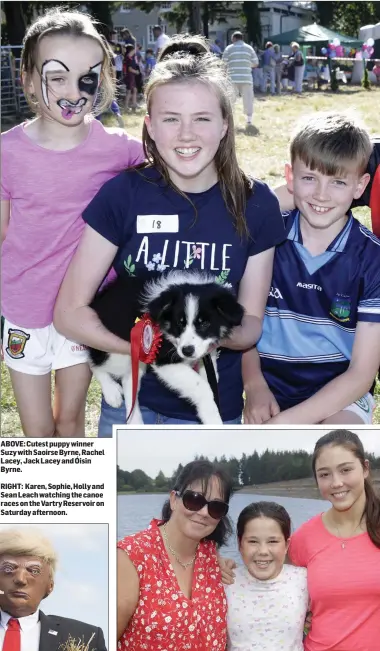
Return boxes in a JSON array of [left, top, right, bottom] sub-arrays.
[[117, 519, 227, 650], [226, 564, 308, 650]]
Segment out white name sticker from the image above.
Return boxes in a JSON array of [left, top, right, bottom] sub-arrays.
[[137, 214, 179, 234]]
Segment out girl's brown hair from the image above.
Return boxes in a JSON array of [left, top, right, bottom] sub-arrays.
[[142, 47, 252, 238], [312, 429, 380, 548], [21, 7, 115, 114], [237, 501, 291, 543]]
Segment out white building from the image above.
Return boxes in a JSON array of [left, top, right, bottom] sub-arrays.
[[111, 1, 316, 49]]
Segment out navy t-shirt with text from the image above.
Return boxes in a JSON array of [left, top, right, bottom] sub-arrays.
[[83, 167, 285, 421]]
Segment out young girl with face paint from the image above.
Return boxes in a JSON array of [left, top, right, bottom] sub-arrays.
[[1, 8, 144, 437], [288, 429, 380, 650], [226, 501, 308, 651], [53, 41, 286, 435]]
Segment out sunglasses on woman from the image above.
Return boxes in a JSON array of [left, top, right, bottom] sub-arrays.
[[175, 489, 229, 520]]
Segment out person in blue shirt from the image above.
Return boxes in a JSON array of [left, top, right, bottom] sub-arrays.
[[53, 42, 285, 435], [144, 48, 156, 78], [244, 112, 380, 425]]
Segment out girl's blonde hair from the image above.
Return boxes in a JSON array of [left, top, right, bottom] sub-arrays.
[[21, 7, 115, 114], [143, 48, 252, 238], [0, 528, 58, 578]]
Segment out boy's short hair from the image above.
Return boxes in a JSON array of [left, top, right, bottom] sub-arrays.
[[290, 111, 372, 176], [146, 48, 154, 56]]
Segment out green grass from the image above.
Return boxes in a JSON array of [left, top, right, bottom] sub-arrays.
[[1, 86, 380, 435]]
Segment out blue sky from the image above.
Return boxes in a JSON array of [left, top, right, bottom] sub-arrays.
[[0, 523, 108, 643]]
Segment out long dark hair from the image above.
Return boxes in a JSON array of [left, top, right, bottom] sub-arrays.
[[237, 501, 291, 543], [143, 45, 252, 239], [312, 429, 380, 548], [161, 460, 233, 547]]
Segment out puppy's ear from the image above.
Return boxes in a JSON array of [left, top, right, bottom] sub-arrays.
[[148, 288, 177, 323], [212, 291, 245, 326]]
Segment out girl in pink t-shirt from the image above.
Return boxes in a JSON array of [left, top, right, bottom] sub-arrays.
[[289, 429, 380, 651], [1, 8, 144, 437]]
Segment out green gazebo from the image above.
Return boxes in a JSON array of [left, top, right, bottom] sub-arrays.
[[268, 23, 363, 48]]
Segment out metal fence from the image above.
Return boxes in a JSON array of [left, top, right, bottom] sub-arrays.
[[1, 45, 29, 119]]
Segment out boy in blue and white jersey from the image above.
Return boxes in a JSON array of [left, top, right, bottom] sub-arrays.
[[244, 112, 380, 425]]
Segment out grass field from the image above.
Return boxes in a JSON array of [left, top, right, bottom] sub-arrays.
[[1, 86, 380, 435]]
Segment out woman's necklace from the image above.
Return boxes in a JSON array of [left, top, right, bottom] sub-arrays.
[[162, 523, 198, 569], [332, 517, 364, 549]]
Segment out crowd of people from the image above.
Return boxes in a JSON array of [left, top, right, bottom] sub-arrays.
[[106, 25, 169, 112], [1, 7, 379, 437], [117, 429, 380, 650]]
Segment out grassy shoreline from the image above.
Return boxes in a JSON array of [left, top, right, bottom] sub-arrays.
[[117, 469, 380, 501]]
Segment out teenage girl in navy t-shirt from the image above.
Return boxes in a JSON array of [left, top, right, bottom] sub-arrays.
[[54, 43, 285, 435]]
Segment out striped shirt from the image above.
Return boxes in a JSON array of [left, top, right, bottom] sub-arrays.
[[257, 209, 380, 410], [222, 41, 258, 84]]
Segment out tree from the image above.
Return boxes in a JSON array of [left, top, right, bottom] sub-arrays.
[[117, 465, 132, 490], [3, 2, 27, 48], [242, 1, 261, 48], [155, 470, 169, 489], [316, 2, 380, 35], [130, 1, 238, 36], [2, 1, 123, 46], [129, 468, 153, 491]]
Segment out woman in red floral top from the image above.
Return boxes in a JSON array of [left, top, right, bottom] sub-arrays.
[[117, 460, 233, 650]]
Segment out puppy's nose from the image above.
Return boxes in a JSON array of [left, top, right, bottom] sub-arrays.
[[181, 345, 195, 357]]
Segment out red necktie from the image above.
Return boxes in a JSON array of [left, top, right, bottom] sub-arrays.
[[3, 618, 21, 651]]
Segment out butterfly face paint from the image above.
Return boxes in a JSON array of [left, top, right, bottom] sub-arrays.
[[41, 59, 102, 120]]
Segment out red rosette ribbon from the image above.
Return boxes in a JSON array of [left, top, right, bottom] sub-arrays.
[[127, 314, 162, 422]]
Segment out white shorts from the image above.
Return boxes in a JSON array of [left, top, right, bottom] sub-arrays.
[[343, 392, 376, 424], [2, 318, 89, 375]]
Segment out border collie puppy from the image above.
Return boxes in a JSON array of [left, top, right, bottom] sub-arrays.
[[88, 270, 244, 424]]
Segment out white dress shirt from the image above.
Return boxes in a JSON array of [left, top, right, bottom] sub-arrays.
[[0, 610, 40, 651]]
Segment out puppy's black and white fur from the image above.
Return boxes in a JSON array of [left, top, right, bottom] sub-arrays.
[[88, 270, 244, 424]]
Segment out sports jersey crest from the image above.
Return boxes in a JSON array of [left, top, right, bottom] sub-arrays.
[[6, 328, 30, 358], [329, 294, 351, 322]]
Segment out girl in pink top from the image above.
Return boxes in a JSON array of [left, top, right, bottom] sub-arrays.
[[117, 460, 230, 650], [289, 429, 380, 651], [1, 8, 143, 437]]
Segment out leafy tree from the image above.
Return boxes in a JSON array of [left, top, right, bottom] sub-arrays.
[[130, 468, 153, 491], [155, 469, 169, 489], [240, 453, 250, 485], [242, 1, 261, 48], [117, 465, 132, 490], [2, 1, 123, 46], [118, 451, 380, 490], [130, 1, 238, 36], [170, 462, 184, 487], [316, 2, 380, 35]]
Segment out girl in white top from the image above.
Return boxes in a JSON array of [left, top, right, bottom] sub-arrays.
[[226, 501, 308, 651]]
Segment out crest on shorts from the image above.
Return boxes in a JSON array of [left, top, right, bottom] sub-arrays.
[[329, 294, 351, 322], [355, 396, 370, 413], [6, 328, 30, 359]]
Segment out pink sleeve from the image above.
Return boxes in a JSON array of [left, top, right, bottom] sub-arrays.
[[121, 132, 145, 168], [1, 142, 11, 200], [288, 526, 307, 567]]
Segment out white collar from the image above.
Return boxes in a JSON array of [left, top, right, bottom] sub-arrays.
[[1, 609, 40, 631]]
